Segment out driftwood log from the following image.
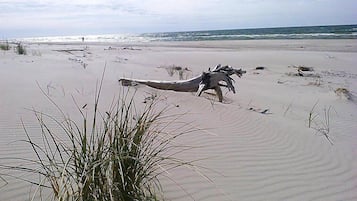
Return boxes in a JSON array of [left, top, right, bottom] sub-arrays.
[[119, 64, 246, 102]]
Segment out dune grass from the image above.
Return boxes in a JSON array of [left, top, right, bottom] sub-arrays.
[[1, 75, 201, 200], [308, 101, 319, 128], [16, 43, 26, 55], [307, 102, 334, 145], [313, 106, 334, 145], [0, 41, 10, 51]]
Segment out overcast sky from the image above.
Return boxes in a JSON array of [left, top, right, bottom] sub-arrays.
[[1, 0, 356, 38]]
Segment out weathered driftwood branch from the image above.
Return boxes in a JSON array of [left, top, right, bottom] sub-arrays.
[[119, 64, 246, 102]]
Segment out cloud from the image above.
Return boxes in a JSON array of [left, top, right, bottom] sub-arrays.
[[0, 0, 356, 38]]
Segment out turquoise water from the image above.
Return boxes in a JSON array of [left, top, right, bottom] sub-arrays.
[[143, 24, 357, 41], [22, 24, 357, 43]]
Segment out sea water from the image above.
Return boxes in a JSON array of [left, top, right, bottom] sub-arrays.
[[20, 24, 357, 43]]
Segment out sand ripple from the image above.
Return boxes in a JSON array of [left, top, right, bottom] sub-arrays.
[[160, 96, 357, 201]]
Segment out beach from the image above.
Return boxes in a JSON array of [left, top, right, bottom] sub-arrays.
[[1, 39, 357, 201]]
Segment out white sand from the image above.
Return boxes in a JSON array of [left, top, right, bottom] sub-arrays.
[[0, 40, 357, 201]]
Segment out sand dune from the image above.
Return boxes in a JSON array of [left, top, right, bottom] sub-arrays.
[[0, 40, 356, 200]]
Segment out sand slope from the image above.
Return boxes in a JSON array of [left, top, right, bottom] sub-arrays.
[[0, 40, 356, 201]]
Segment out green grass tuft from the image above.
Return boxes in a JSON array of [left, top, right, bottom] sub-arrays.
[[16, 43, 26, 55], [0, 41, 10, 51], [1, 77, 200, 200]]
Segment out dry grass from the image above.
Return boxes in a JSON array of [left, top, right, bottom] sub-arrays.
[[160, 65, 191, 80], [307, 79, 323, 87], [308, 103, 335, 145], [313, 106, 334, 145], [308, 101, 319, 128], [286, 65, 320, 78], [335, 88, 352, 100]]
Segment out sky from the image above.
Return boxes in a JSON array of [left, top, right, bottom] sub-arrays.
[[0, 0, 356, 38]]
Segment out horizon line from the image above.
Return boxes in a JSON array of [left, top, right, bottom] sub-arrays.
[[6, 23, 357, 40]]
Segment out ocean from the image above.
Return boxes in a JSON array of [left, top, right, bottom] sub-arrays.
[[21, 24, 357, 43]]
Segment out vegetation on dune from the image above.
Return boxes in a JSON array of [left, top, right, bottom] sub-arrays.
[[307, 102, 335, 145], [0, 41, 10, 51], [335, 87, 352, 100], [16, 43, 26, 55], [1, 75, 200, 200]]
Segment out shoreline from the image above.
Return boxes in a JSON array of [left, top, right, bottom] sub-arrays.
[[18, 39, 357, 52]]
